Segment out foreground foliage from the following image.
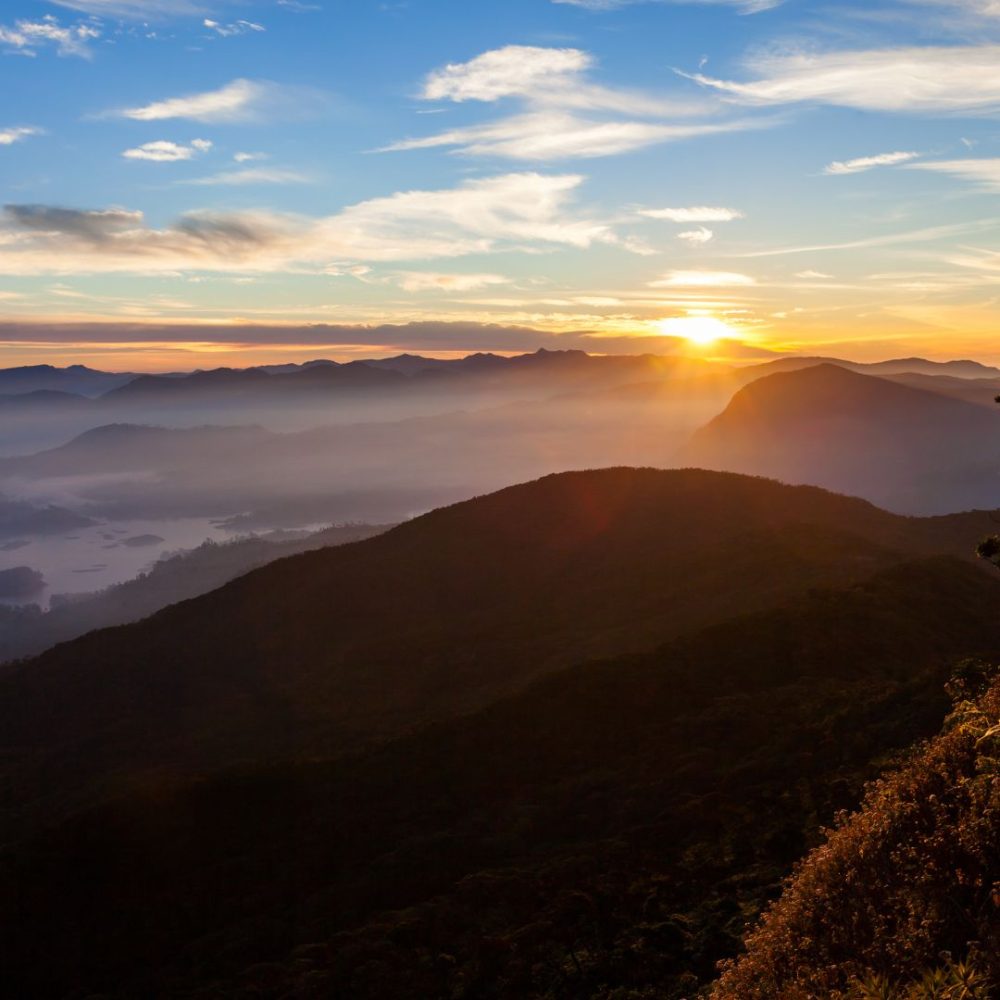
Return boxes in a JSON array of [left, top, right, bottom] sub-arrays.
[[714, 663, 1000, 998], [851, 960, 991, 999]]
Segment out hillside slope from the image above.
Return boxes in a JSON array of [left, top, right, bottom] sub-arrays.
[[2, 555, 999, 998], [685, 364, 1000, 514], [1, 468, 991, 837]]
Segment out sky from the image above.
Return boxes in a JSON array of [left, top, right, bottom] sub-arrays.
[[1, 0, 1000, 369]]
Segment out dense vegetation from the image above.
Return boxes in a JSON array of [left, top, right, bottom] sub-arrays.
[[714, 661, 1000, 997]]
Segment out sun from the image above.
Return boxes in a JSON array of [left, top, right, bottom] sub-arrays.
[[655, 315, 735, 347]]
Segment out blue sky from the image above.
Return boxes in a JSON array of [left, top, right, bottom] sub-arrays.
[[1, 0, 1000, 368]]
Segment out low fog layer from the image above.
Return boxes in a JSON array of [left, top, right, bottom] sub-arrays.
[[3, 349, 1000, 629]]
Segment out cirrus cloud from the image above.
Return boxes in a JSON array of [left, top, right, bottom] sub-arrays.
[[640, 205, 744, 222], [393, 272, 512, 292], [552, 0, 782, 12], [385, 110, 763, 161], [824, 150, 922, 175], [389, 45, 767, 162], [203, 18, 265, 37], [48, 0, 206, 16], [684, 45, 1000, 114], [907, 157, 1000, 190], [0, 15, 99, 58], [0, 173, 629, 276], [650, 270, 756, 286], [0, 127, 42, 146], [121, 138, 212, 161], [180, 166, 310, 185], [677, 227, 714, 244], [112, 78, 324, 124]]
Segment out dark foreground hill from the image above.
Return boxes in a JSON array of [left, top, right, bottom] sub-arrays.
[[3, 556, 999, 998], [685, 363, 1000, 515], [1, 468, 991, 837], [4, 469, 1000, 998]]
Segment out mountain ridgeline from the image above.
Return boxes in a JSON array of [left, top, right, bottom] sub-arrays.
[[684, 363, 1000, 515], [3, 468, 1000, 998]]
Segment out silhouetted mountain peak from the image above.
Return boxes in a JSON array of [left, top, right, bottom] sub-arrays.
[[685, 364, 1000, 514]]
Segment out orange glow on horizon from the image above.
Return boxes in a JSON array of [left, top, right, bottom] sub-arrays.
[[655, 315, 738, 347]]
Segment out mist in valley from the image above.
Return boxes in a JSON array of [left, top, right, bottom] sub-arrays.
[[4, 349, 1000, 669]]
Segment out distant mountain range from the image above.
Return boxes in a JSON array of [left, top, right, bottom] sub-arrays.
[[4, 350, 999, 409], [745, 354, 1000, 381], [0, 363, 138, 397], [2, 468, 999, 997], [684, 363, 1000, 514]]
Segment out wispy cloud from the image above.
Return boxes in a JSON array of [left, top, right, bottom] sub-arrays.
[[900, 0, 1000, 25], [394, 272, 512, 292], [640, 205, 744, 222], [908, 157, 1000, 191], [122, 138, 212, 161], [685, 46, 1000, 114], [824, 150, 922, 175], [740, 218, 1000, 257], [112, 79, 322, 124], [48, 0, 205, 16], [650, 270, 756, 286], [233, 151, 266, 163], [0, 15, 99, 58], [181, 167, 310, 185], [0, 127, 42, 146], [385, 111, 761, 160], [677, 227, 714, 244], [203, 18, 265, 37], [314, 173, 624, 260], [423, 46, 596, 105], [0, 173, 628, 275], [552, 0, 782, 13], [418, 45, 702, 116], [388, 45, 765, 161]]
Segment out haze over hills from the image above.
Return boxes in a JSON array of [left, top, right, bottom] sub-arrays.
[[0, 522, 392, 663], [745, 355, 1000, 381], [0, 468, 993, 834], [0, 350, 727, 458], [4, 351, 999, 454], [0, 364, 137, 397], [684, 363, 1000, 515], [2, 469, 999, 998], [6, 351, 1000, 628]]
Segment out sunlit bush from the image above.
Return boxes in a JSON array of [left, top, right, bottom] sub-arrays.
[[713, 666, 1000, 998]]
